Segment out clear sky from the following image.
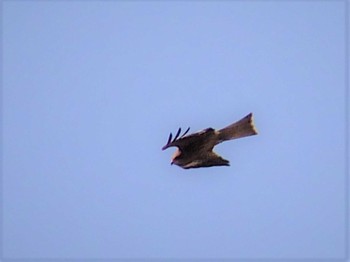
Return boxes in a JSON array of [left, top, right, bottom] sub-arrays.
[[2, 1, 347, 260]]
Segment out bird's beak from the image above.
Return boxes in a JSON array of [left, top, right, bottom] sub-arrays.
[[171, 161, 174, 165]]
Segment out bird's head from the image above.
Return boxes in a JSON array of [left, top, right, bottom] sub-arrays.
[[171, 149, 182, 165]]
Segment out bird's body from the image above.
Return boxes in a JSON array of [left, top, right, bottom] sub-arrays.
[[162, 113, 257, 169]]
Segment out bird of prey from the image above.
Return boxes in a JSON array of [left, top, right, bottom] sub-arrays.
[[162, 113, 257, 169]]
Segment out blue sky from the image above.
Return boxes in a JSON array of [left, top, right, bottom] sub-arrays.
[[2, 1, 347, 260]]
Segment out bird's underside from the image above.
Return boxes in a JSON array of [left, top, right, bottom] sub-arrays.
[[162, 113, 258, 169]]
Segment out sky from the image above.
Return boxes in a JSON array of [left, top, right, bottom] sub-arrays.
[[2, 1, 348, 261]]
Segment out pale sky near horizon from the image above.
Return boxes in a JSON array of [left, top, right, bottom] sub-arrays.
[[2, 1, 348, 260]]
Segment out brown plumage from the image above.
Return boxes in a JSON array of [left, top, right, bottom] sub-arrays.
[[162, 113, 258, 169]]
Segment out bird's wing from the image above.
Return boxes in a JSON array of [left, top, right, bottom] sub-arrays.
[[182, 151, 229, 169], [162, 128, 215, 152]]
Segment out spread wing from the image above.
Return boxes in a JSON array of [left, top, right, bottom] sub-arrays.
[[162, 127, 216, 153], [182, 151, 230, 169]]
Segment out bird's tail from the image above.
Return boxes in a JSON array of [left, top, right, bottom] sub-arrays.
[[217, 113, 258, 142]]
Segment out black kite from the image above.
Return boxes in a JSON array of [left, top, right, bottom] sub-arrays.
[[162, 113, 258, 169]]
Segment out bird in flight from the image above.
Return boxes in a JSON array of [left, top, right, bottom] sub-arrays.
[[162, 113, 258, 169]]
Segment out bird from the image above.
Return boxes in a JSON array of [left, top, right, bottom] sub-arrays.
[[162, 113, 258, 169]]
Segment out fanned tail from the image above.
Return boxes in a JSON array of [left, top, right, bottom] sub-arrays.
[[217, 113, 258, 142]]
